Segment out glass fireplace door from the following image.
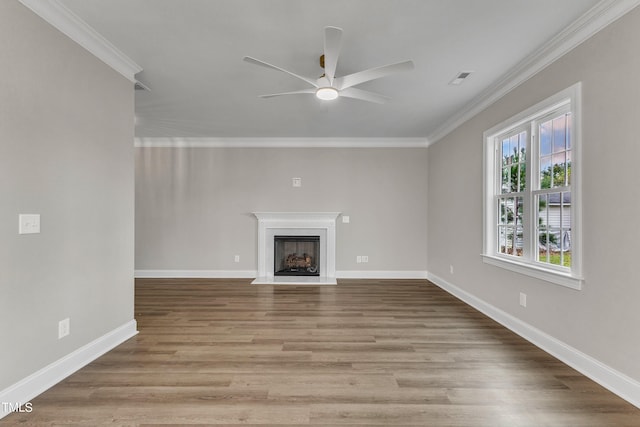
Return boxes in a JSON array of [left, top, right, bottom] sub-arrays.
[[274, 236, 320, 276]]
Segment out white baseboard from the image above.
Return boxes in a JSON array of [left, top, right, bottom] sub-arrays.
[[426, 272, 640, 410], [135, 269, 258, 278], [135, 270, 429, 280], [337, 270, 428, 279], [0, 320, 138, 420]]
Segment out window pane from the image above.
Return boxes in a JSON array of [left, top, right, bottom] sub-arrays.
[[539, 113, 572, 191], [540, 120, 552, 156], [507, 227, 515, 255], [498, 224, 524, 257], [498, 199, 506, 225], [553, 116, 567, 153], [566, 114, 572, 149], [500, 132, 526, 194], [502, 139, 510, 166], [536, 192, 571, 267], [560, 231, 572, 268], [498, 196, 523, 258], [517, 131, 526, 162], [510, 135, 519, 161], [552, 152, 566, 187], [501, 168, 510, 194], [559, 192, 572, 267], [498, 226, 506, 254], [515, 197, 523, 225], [515, 226, 524, 257], [537, 194, 550, 263], [506, 198, 515, 225], [540, 156, 552, 189], [505, 227, 516, 256]]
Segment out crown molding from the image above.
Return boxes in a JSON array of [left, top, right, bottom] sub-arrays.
[[134, 137, 429, 148], [426, 0, 640, 145], [18, 0, 142, 82]]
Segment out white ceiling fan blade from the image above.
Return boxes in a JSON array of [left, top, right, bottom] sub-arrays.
[[340, 87, 390, 104], [243, 56, 319, 88], [323, 26, 343, 85], [259, 88, 317, 98], [335, 60, 414, 90]]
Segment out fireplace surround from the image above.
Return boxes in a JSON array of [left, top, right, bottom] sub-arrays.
[[252, 212, 339, 285]]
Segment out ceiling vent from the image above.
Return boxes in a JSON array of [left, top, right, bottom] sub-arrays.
[[449, 71, 473, 86]]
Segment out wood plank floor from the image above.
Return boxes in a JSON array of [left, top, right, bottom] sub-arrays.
[[4, 279, 639, 426]]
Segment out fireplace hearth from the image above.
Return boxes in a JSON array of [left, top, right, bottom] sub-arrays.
[[274, 235, 320, 276]]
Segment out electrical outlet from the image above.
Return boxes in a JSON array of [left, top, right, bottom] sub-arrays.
[[449, 265, 454, 274], [234, 255, 240, 263], [342, 215, 350, 223], [292, 177, 302, 187], [519, 292, 527, 307], [58, 318, 70, 339], [356, 256, 362, 263], [19, 214, 40, 234]]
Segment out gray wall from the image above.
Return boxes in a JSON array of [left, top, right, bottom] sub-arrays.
[[0, 1, 135, 388], [427, 7, 640, 381], [135, 147, 428, 273]]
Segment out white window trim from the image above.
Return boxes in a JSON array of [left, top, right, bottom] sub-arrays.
[[482, 83, 583, 290]]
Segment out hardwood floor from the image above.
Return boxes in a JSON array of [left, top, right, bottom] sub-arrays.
[[4, 279, 639, 426]]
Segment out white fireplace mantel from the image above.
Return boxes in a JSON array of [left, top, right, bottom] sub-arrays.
[[252, 212, 340, 285]]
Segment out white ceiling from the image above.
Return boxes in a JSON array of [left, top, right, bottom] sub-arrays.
[[57, 0, 603, 140]]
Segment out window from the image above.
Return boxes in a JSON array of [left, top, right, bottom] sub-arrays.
[[483, 84, 582, 289]]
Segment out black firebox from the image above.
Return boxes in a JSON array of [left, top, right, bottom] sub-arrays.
[[274, 235, 320, 276]]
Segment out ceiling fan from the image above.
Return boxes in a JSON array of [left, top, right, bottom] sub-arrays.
[[243, 26, 414, 104]]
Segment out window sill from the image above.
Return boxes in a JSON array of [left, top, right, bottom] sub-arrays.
[[482, 254, 583, 290]]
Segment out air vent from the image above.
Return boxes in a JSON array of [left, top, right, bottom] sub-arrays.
[[449, 71, 473, 86]]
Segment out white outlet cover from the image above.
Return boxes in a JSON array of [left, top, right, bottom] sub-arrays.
[[362, 256, 369, 263], [58, 318, 70, 339], [19, 214, 40, 234], [519, 293, 527, 307], [356, 256, 362, 263], [234, 255, 240, 263], [342, 215, 350, 223], [292, 177, 302, 187]]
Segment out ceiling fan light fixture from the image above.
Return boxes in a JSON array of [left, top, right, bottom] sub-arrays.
[[316, 87, 339, 101]]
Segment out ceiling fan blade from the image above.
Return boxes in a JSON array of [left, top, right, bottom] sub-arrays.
[[323, 26, 343, 85], [335, 60, 414, 90], [258, 88, 317, 98], [243, 56, 319, 88], [340, 87, 390, 104]]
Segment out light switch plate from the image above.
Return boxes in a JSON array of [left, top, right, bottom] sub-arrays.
[[58, 318, 70, 339], [519, 292, 527, 307], [19, 214, 40, 234]]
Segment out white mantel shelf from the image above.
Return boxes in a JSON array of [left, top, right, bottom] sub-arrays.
[[252, 212, 340, 285], [252, 212, 341, 223]]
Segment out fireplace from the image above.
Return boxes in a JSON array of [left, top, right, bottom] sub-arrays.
[[274, 235, 320, 276], [252, 212, 339, 285]]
